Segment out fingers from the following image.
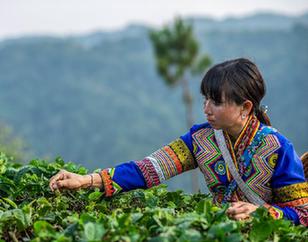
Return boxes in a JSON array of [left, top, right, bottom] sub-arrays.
[[230, 201, 246, 209], [55, 179, 72, 190], [50, 178, 75, 191], [226, 202, 246, 216], [227, 205, 249, 216], [49, 171, 62, 191], [49, 170, 84, 191], [231, 213, 250, 221], [49, 170, 69, 191], [226, 202, 258, 221]]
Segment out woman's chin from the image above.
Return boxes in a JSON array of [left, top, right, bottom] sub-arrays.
[[208, 122, 220, 130]]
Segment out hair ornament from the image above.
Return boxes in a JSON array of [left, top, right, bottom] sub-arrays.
[[260, 104, 268, 114]]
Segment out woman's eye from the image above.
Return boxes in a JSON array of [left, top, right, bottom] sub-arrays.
[[203, 96, 223, 106]]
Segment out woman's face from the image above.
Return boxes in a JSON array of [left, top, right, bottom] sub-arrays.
[[203, 97, 245, 136]]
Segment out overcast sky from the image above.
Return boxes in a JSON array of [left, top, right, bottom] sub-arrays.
[[1, 0, 308, 39]]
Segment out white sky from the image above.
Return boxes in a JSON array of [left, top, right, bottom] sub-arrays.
[[1, 0, 308, 39]]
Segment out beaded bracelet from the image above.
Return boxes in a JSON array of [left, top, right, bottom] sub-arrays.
[[97, 170, 105, 193], [88, 174, 94, 188]]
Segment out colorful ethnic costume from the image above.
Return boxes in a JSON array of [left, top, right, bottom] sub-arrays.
[[100, 115, 308, 226]]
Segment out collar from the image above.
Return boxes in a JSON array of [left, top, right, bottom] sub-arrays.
[[223, 114, 260, 182], [225, 115, 260, 159]]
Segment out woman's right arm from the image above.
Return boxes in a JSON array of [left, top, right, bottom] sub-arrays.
[[49, 170, 103, 191], [49, 136, 198, 196], [100, 138, 197, 197]]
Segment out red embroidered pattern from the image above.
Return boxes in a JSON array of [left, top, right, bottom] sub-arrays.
[[264, 203, 283, 219], [136, 139, 195, 184], [163, 146, 183, 174], [100, 169, 114, 197], [135, 159, 160, 188], [275, 197, 308, 207], [294, 207, 308, 226]]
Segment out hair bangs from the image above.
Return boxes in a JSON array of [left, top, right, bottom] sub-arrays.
[[200, 65, 226, 104]]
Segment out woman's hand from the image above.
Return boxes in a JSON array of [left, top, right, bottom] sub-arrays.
[[226, 201, 258, 220], [49, 169, 89, 191]]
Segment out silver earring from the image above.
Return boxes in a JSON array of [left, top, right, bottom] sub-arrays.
[[241, 114, 246, 120]]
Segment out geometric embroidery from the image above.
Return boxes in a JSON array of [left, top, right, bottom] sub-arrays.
[[273, 182, 308, 203], [293, 206, 308, 226], [268, 153, 278, 169], [191, 120, 284, 205], [135, 138, 196, 188], [244, 163, 252, 177], [169, 139, 197, 171], [275, 197, 308, 207], [150, 148, 179, 180], [263, 204, 284, 219], [246, 134, 280, 202], [214, 160, 226, 175], [192, 127, 222, 189], [221, 116, 261, 204], [135, 158, 160, 188]]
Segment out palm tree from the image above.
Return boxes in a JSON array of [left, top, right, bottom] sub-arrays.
[[149, 17, 211, 192]]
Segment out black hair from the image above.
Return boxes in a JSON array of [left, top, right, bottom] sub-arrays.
[[200, 58, 271, 125]]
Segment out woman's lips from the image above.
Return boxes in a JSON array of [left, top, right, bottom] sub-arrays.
[[207, 118, 215, 123], [208, 119, 216, 127]]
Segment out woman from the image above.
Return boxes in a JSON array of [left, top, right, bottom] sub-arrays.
[[49, 58, 307, 226]]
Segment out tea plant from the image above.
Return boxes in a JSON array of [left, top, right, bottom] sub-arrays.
[[0, 152, 307, 241]]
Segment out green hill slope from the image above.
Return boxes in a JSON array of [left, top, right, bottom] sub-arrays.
[[0, 13, 307, 192]]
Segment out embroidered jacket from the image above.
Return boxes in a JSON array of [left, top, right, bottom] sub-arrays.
[[100, 116, 308, 226]]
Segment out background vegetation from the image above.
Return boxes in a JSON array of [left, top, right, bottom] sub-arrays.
[[0, 12, 307, 192]]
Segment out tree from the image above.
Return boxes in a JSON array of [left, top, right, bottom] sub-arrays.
[[149, 17, 211, 192]]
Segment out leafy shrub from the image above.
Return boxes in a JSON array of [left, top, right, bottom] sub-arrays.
[[0, 153, 307, 241]]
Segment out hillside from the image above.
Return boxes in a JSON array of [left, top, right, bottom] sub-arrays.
[[0, 12, 307, 192]]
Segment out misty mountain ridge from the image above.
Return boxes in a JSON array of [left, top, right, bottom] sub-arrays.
[[1, 12, 308, 47]]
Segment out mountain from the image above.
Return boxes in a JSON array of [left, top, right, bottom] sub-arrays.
[[0, 12, 307, 192], [191, 12, 304, 32]]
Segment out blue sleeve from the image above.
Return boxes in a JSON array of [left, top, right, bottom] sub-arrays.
[[112, 161, 147, 191], [180, 131, 194, 153], [100, 126, 201, 197], [272, 206, 300, 225], [100, 161, 147, 197], [271, 142, 305, 188], [269, 139, 307, 226]]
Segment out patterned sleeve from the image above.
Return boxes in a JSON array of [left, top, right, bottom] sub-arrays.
[[266, 142, 308, 226], [100, 137, 197, 197]]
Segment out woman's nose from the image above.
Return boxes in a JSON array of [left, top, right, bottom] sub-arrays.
[[204, 100, 211, 114]]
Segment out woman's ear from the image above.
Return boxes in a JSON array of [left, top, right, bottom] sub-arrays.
[[242, 100, 253, 116]]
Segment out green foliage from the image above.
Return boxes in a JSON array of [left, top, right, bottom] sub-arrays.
[[0, 152, 11, 175], [0, 153, 307, 241], [149, 17, 211, 86]]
